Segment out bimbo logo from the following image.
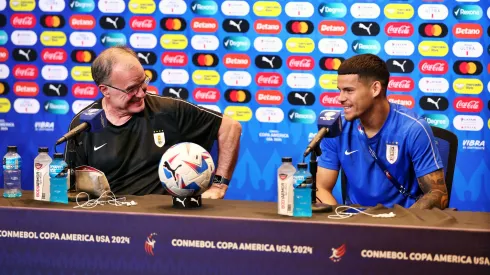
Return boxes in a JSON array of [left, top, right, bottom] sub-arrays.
[[285, 2, 314, 18], [11, 14, 36, 28]]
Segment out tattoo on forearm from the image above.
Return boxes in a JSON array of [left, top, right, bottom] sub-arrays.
[[411, 169, 448, 210]]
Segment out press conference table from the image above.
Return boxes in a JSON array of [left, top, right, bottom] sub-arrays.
[[0, 190, 489, 275]]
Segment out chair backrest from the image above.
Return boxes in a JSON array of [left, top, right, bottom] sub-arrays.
[[340, 126, 458, 204]]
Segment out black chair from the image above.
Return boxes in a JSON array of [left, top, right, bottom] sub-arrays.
[[340, 126, 458, 205]]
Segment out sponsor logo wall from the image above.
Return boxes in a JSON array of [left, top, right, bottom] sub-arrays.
[[0, 0, 489, 211]]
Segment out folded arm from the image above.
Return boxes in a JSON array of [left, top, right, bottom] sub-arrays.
[[410, 168, 448, 210]]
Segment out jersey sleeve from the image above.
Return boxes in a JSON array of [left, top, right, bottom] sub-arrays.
[[174, 100, 223, 151], [407, 118, 444, 178], [317, 137, 341, 171]]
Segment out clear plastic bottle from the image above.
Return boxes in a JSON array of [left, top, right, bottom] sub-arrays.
[[3, 146, 22, 198], [277, 157, 296, 216], [34, 147, 52, 201], [293, 163, 312, 217], [49, 153, 68, 204]]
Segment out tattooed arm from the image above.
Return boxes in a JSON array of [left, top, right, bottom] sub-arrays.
[[410, 168, 448, 210]]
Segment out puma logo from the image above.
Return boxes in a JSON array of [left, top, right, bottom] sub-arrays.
[[137, 52, 150, 64], [190, 197, 199, 206], [294, 93, 308, 105], [392, 60, 406, 72], [18, 49, 31, 61], [49, 84, 62, 96], [261, 56, 275, 68], [358, 23, 372, 35], [169, 88, 182, 98], [175, 197, 186, 207], [163, 161, 181, 181], [229, 20, 243, 32], [427, 97, 441, 110], [105, 17, 119, 29]]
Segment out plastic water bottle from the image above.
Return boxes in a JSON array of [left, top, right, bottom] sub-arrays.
[[34, 147, 52, 201], [3, 146, 22, 198], [49, 153, 68, 204], [293, 163, 312, 217], [277, 157, 296, 216]]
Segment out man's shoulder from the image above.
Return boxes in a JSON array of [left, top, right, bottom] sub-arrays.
[[68, 99, 102, 130], [144, 94, 184, 115]]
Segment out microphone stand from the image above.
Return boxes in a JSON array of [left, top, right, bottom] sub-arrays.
[[66, 139, 87, 201], [309, 145, 332, 213]]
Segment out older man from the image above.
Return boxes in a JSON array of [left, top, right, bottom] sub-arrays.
[[65, 45, 242, 199]]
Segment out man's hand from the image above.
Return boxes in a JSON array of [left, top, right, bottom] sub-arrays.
[[410, 168, 448, 210], [201, 184, 228, 199]]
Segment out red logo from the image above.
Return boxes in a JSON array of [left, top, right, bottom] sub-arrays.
[[10, 14, 36, 28], [256, 90, 283, 105], [161, 52, 188, 67], [330, 244, 346, 263], [130, 16, 156, 31], [452, 23, 482, 39], [255, 73, 283, 87], [13, 82, 39, 97], [254, 19, 282, 34], [388, 77, 414, 92], [287, 56, 314, 70], [146, 86, 158, 95], [385, 22, 413, 37], [41, 48, 67, 63], [453, 97, 483, 112], [223, 54, 250, 69], [14, 65, 38, 80], [419, 60, 448, 74], [191, 18, 218, 33], [193, 88, 220, 103], [318, 21, 347, 36], [387, 95, 415, 109], [72, 84, 97, 98], [320, 93, 341, 107], [69, 15, 95, 30], [0, 48, 8, 62]]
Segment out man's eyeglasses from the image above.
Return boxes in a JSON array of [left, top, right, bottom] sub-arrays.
[[102, 76, 150, 95]]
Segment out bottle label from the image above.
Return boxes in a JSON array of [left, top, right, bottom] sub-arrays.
[[293, 175, 306, 188], [3, 157, 21, 170], [50, 162, 68, 178]]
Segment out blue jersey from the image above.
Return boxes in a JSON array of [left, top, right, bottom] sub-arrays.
[[318, 103, 444, 208]]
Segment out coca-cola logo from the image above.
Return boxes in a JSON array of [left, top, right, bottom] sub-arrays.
[[193, 88, 220, 103], [255, 73, 283, 87], [13, 82, 39, 97], [453, 97, 483, 112], [72, 84, 97, 99], [161, 52, 188, 66], [287, 56, 314, 70], [41, 49, 67, 63], [256, 90, 283, 105], [387, 95, 415, 109], [388, 77, 414, 92], [11, 14, 36, 28], [419, 60, 449, 74], [384, 22, 414, 37], [130, 16, 156, 31], [320, 93, 341, 107], [0, 48, 7, 62], [223, 53, 250, 69], [13, 65, 38, 80]]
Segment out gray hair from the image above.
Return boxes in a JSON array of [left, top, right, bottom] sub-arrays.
[[91, 45, 138, 85]]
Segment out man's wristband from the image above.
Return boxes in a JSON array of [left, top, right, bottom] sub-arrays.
[[213, 175, 230, 186]]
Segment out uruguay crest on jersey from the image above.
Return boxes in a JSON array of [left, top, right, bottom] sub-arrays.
[[153, 130, 165, 148], [386, 143, 398, 164]]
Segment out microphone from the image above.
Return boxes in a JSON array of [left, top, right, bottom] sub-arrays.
[[303, 110, 342, 157], [55, 109, 107, 145]]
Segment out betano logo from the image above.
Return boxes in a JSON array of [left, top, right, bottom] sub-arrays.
[[319, 74, 338, 90], [318, 3, 347, 18], [288, 109, 316, 124], [71, 66, 93, 81], [352, 39, 380, 54], [387, 95, 415, 109], [318, 21, 347, 36], [223, 53, 250, 69], [161, 34, 188, 50], [101, 33, 126, 47], [423, 114, 449, 129], [223, 36, 250, 51], [192, 70, 220, 86], [40, 31, 67, 46], [453, 78, 483, 94], [69, 15, 95, 30], [253, 1, 281, 17], [254, 19, 282, 35], [190, 0, 218, 15], [0, 98, 11, 113], [285, 37, 315, 53], [418, 41, 449, 57], [452, 23, 482, 39], [256, 90, 283, 105], [224, 106, 252, 121], [9, 0, 35, 11], [14, 82, 39, 97], [191, 18, 218, 33], [128, 0, 156, 14], [453, 5, 483, 20], [0, 47, 7, 62], [69, 0, 95, 12], [384, 4, 414, 19]]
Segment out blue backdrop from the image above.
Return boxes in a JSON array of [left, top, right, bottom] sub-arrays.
[[0, 0, 489, 211]]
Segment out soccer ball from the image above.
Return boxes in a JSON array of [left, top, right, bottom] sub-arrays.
[[158, 142, 215, 197]]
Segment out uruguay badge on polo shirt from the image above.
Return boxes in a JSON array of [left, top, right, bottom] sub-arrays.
[[386, 142, 398, 164], [154, 130, 165, 148]]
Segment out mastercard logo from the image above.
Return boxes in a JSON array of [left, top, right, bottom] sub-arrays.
[[286, 20, 314, 35], [192, 53, 219, 67], [0, 82, 9, 95], [453, 61, 483, 76], [144, 69, 157, 83], [320, 57, 344, 71], [418, 23, 448, 38], [160, 17, 186, 31], [40, 15, 66, 28], [71, 50, 95, 63], [225, 89, 251, 103]]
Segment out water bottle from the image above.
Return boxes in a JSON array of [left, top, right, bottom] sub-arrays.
[[293, 163, 312, 217], [49, 153, 68, 204], [2, 146, 22, 198], [34, 147, 52, 201], [277, 157, 296, 216]]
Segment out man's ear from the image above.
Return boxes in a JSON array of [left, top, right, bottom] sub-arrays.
[[99, 85, 109, 97], [371, 81, 382, 98]]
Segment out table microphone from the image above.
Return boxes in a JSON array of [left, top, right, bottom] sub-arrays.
[[55, 109, 107, 145], [303, 110, 343, 157]]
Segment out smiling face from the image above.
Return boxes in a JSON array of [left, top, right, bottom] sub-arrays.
[[337, 74, 382, 121]]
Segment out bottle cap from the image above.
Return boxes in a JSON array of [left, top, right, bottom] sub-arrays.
[[7, 146, 17, 153], [38, 147, 49, 153], [297, 163, 308, 169], [281, 157, 292, 163], [53, 153, 64, 159]]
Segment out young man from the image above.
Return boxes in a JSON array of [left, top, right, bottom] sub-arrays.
[[65, 46, 242, 199], [316, 54, 448, 209]]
